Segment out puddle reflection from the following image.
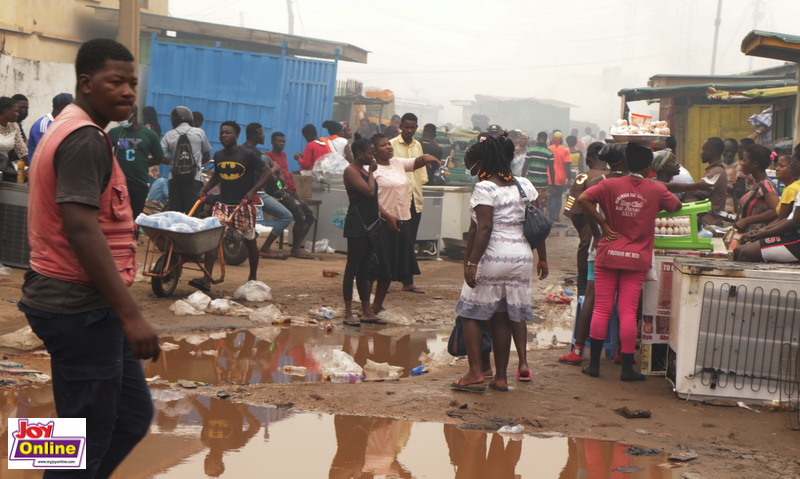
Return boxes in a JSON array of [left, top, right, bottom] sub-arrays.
[[2, 385, 681, 478], [145, 326, 448, 385]]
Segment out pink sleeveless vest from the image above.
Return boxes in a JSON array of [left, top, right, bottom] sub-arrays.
[[28, 104, 137, 287]]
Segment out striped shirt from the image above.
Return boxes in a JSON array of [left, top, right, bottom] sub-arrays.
[[523, 144, 553, 188], [27, 114, 54, 163]]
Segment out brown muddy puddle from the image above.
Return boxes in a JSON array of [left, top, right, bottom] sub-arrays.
[[1, 385, 683, 478], [144, 326, 450, 385]]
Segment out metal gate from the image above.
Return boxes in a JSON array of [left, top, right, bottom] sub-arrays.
[[146, 39, 337, 170]]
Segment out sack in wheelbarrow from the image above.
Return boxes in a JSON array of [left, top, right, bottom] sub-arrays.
[[136, 212, 224, 256]]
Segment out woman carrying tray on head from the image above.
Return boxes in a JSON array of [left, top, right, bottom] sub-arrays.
[[576, 143, 681, 381]]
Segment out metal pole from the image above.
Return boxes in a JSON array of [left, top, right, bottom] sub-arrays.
[[710, 0, 722, 75], [286, 0, 295, 35], [795, 65, 800, 149], [118, 0, 140, 64]]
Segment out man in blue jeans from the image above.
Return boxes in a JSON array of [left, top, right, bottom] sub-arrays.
[[20, 39, 160, 478], [242, 123, 293, 260]]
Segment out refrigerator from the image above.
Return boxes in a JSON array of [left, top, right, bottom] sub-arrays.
[[669, 257, 800, 403]]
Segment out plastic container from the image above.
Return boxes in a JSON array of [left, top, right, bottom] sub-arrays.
[[272, 318, 292, 325], [313, 307, 336, 319], [322, 270, 340, 278], [16, 161, 25, 183], [410, 365, 426, 376], [282, 365, 307, 376]]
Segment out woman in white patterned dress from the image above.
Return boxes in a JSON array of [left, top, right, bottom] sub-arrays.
[[453, 135, 548, 392]]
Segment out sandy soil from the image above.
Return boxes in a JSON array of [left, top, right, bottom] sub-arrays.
[[1, 230, 798, 478]]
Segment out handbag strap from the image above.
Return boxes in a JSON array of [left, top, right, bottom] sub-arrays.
[[513, 177, 532, 206]]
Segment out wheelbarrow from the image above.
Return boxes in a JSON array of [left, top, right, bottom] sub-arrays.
[[140, 198, 228, 297]]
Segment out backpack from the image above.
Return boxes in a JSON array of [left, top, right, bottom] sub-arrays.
[[171, 132, 197, 181]]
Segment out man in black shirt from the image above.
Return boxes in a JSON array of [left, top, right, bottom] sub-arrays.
[[193, 121, 270, 292], [420, 123, 445, 185]]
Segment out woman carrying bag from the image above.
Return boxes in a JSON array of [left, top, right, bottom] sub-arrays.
[[341, 138, 383, 326], [453, 135, 548, 393]]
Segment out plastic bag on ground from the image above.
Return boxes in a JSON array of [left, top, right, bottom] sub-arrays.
[[0, 326, 44, 351], [304, 239, 335, 254], [186, 291, 212, 311], [0, 264, 11, 275], [249, 304, 282, 324], [319, 350, 363, 378], [206, 299, 252, 316], [376, 308, 414, 326], [169, 300, 205, 316], [234, 280, 272, 302], [363, 359, 404, 380]]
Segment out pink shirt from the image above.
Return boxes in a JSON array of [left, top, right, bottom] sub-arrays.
[[584, 175, 681, 271], [374, 157, 416, 220]]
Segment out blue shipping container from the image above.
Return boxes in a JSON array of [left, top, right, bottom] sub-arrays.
[[146, 39, 338, 171]]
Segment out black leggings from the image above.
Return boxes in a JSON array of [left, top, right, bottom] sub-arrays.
[[343, 236, 374, 301]]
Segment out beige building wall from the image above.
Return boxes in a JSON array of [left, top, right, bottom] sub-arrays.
[[0, 0, 168, 63]]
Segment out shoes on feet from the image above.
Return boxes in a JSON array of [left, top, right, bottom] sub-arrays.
[[558, 349, 583, 365]]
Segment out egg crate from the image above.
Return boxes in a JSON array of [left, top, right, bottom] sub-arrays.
[[653, 200, 713, 251], [654, 216, 691, 237]]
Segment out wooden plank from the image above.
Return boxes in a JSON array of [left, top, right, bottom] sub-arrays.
[[796, 65, 800, 150]]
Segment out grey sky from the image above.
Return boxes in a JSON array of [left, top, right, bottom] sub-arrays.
[[169, 0, 800, 129]]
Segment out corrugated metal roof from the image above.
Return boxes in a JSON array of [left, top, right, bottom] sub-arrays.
[[619, 80, 797, 101], [471, 94, 577, 109]]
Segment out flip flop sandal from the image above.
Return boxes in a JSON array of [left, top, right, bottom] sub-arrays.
[[402, 287, 426, 294], [516, 369, 533, 382], [188, 278, 211, 293], [259, 252, 288, 260], [290, 252, 314, 260], [343, 320, 361, 327], [451, 380, 486, 393], [489, 382, 509, 392]]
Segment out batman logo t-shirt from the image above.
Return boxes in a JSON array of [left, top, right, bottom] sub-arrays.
[[213, 147, 264, 204]]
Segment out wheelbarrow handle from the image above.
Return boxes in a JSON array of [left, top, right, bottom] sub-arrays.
[[226, 199, 249, 223], [188, 196, 207, 217]]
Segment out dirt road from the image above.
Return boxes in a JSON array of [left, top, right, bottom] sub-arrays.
[[1, 230, 798, 478]]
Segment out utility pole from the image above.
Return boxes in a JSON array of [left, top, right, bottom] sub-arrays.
[[286, 0, 295, 35], [118, 0, 140, 64], [710, 0, 722, 75]]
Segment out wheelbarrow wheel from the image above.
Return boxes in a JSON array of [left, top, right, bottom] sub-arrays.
[[223, 228, 248, 266], [152, 253, 181, 297]]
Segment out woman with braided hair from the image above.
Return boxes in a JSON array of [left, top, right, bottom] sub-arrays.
[[453, 135, 548, 393]]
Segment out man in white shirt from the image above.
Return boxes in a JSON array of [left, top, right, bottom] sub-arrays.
[[161, 106, 212, 213]]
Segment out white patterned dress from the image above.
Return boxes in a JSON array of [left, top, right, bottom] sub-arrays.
[[456, 178, 537, 323]]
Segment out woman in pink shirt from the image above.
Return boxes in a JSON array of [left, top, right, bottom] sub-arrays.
[[576, 143, 681, 381], [368, 134, 440, 314]]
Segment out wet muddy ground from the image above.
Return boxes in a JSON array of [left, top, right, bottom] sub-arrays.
[[1, 230, 799, 478]]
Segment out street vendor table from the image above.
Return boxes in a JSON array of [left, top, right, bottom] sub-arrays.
[[0, 181, 29, 268]]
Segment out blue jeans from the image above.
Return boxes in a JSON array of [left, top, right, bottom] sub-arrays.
[[259, 193, 293, 237], [548, 185, 566, 221], [20, 303, 153, 479], [146, 177, 169, 204]]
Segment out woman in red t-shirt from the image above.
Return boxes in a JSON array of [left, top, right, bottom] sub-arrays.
[[576, 143, 682, 381]]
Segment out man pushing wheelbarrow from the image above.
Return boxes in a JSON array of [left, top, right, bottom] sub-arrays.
[[191, 121, 271, 293]]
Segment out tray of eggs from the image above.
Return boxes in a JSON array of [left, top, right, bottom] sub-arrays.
[[609, 120, 671, 142], [655, 216, 691, 236]]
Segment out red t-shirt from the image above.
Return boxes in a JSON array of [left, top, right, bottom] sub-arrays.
[[265, 150, 296, 193], [584, 176, 681, 271], [298, 140, 329, 171], [548, 144, 571, 186]]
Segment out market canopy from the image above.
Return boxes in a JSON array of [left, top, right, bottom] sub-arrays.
[[619, 80, 798, 102], [707, 85, 799, 102], [741, 30, 800, 63]]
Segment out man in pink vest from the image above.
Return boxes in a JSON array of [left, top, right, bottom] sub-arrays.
[[20, 38, 160, 479]]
